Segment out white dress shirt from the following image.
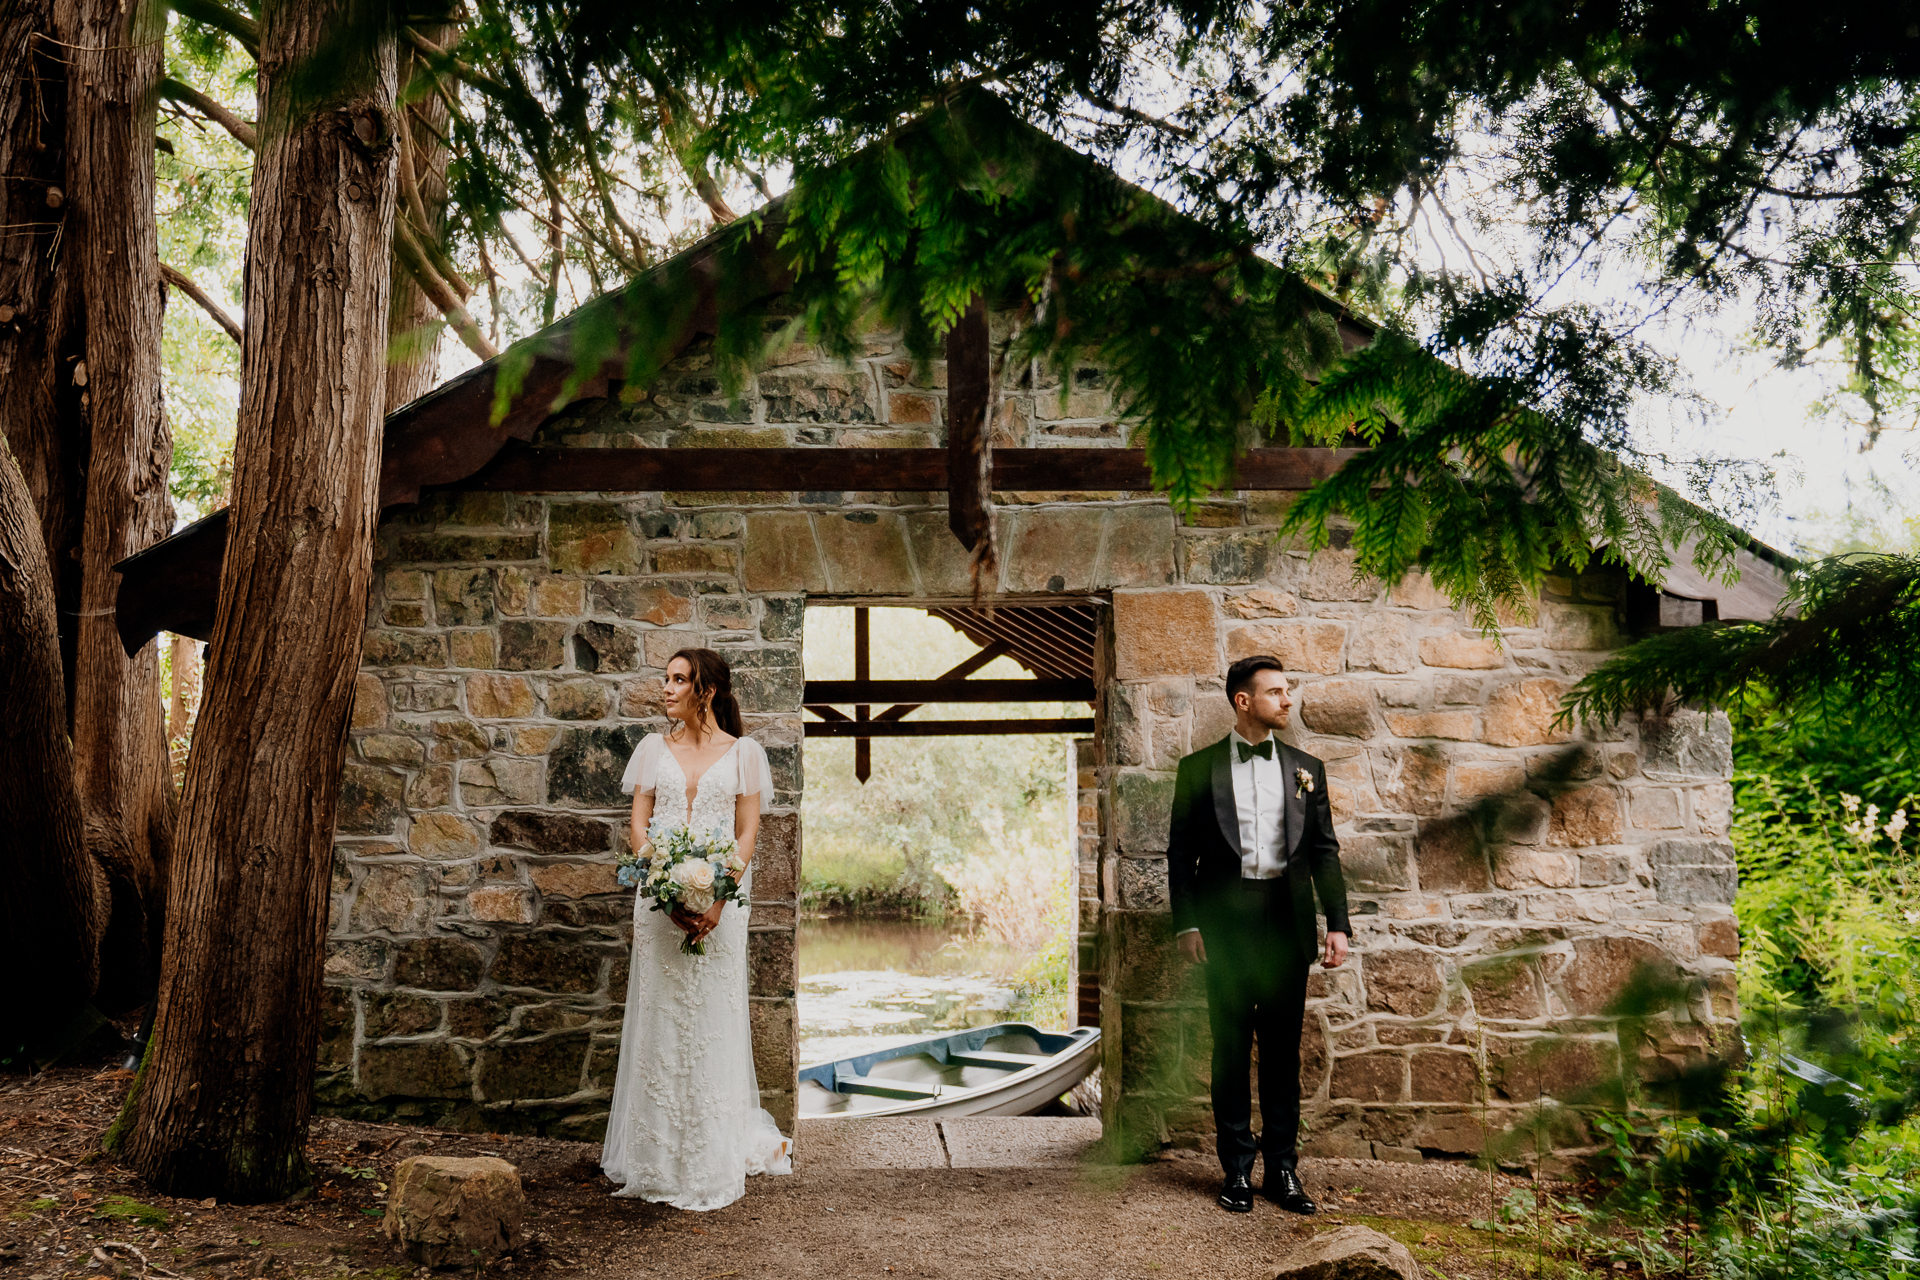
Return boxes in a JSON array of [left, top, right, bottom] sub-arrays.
[[1229, 730, 1288, 879]]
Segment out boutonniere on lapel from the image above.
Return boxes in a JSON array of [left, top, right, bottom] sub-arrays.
[[1294, 767, 1315, 799]]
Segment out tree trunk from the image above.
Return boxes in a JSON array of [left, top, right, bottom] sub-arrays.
[[121, 0, 397, 1200], [0, 439, 106, 1053], [386, 28, 449, 414], [53, 0, 176, 1013]]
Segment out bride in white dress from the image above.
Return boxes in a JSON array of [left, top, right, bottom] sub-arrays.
[[601, 647, 793, 1210]]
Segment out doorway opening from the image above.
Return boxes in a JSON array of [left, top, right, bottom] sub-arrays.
[[795, 602, 1100, 1097]]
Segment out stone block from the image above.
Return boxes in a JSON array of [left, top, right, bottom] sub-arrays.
[[1185, 531, 1274, 585], [387, 569, 429, 600], [1099, 507, 1178, 587], [760, 596, 805, 641], [410, 812, 482, 858], [1298, 679, 1379, 738], [549, 503, 641, 575], [701, 594, 755, 631], [318, 985, 356, 1071], [476, 1032, 590, 1102], [326, 937, 393, 981], [529, 576, 585, 618], [1223, 587, 1298, 619], [1225, 620, 1345, 675], [1299, 549, 1379, 602], [588, 580, 695, 626], [749, 928, 797, 998], [1486, 1034, 1620, 1104], [1347, 614, 1417, 673], [546, 677, 611, 721], [1544, 602, 1620, 651], [337, 767, 408, 836], [1558, 935, 1676, 1016], [734, 664, 805, 713], [490, 935, 608, 993], [1630, 787, 1685, 830], [761, 368, 877, 423], [1341, 835, 1412, 893], [498, 620, 568, 671], [1413, 818, 1492, 896], [1329, 1054, 1405, 1103], [1647, 838, 1737, 906], [753, 812, 800, 901], [1453, 760, 1525, 798], [1578, 853, 1631, 886], [1409, 1050, 1479, 1103], [353, 866, 431, 934], [364, 991, 442, 1040], [572, 622, 642, 674], [363, 630, 448, 669], [1640, 709, 1734, 781], [1001, 508, 1106, 592], [394, 937, 486, 991], [1384, 710, 1476, 740], [547, 725, 647, 807], [1361, 950, 1443, 1017], [352, 673, 388, 729], [384, 1156, 525, 1268], [1419, 633, 1505, 669], [469, 885, 537, 924], [1464, 957, 1544, 1019], [469, 674, 536, 719], [1113, 590, 1220, 679], [1492, 849, 1577, 890], [1549, 786, 1622, 847], [1273, 1226, 1420, 1280], [489, 810, 612, 854], [750, 998, 799, 1087], [742, 513, 829, 592], [358, 1040, 472, 1100], [1411, 1110, 1491, 1156], [1483, 678, 1571, 747], [1112, 772, 1175, 854], [1374, 744, 1449, 816], [812, 512, 917, 593], [527, 862, 620, 899], [433, 568, 496, 627], [1118, 856, 1170, 910], [462, 757, 544, 805], [1698, 917, 1739, 959]]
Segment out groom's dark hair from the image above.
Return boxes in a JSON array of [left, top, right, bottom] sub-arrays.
[[1226, 654, 1285, 702]]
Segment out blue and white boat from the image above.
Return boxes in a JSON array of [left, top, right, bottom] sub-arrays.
[[797, 1023, 1101, 1119]]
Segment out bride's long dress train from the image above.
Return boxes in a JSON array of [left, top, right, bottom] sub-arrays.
[[601, 736, 793, 1210]]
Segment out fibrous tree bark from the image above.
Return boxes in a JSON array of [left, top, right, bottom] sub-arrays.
[[122, 0, 398, 1199], [53, 0, 177, 1011], [386, 26, 450, 413]]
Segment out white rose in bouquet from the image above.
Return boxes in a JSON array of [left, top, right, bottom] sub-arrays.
[[680, 859, 716, 891], [681, 888, 715, 914]]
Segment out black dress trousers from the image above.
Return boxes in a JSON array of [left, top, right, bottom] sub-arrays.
[[1200, 877, 1311, 1179]]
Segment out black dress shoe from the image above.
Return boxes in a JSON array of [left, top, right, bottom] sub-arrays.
[[1217, 1173, 1255, 1213], [1264, 1168, 1317, 1215]]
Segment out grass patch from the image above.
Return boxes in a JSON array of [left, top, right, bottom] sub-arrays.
[[93, 1195, 172, 1228], [9, 1197, 58, 1219]]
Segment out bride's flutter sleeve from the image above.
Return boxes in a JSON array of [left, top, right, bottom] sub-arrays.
[[619, 734, 661, 796], [736, 737, 774, 814]]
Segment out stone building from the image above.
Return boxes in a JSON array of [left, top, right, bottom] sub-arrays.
[[118, 169, 1784, 1164]]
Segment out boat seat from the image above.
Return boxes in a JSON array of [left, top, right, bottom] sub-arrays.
[[945, 1050, 1052, 1072], [836, 1074, 941, 1101]]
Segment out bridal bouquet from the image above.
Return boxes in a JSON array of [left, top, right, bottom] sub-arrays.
[[617, 817, 747, 955]]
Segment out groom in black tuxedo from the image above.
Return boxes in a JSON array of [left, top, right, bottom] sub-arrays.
[[1168, 654, 1350, 1215]]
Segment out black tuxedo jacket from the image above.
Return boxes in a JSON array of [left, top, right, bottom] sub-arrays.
[[1166, 735, 1350, 941]]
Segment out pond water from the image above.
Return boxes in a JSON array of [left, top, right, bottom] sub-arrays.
[[796, 917, 1027, 1067]]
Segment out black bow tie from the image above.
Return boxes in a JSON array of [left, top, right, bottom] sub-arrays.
[[1236, 739, 1274, 763]]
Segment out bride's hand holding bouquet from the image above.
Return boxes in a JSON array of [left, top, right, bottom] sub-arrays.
[[618, 815, 748, 954]]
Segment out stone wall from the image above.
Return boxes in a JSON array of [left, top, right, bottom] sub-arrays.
[[320, 325, 1738, 1158], [1097, 565, 1740, 1165]]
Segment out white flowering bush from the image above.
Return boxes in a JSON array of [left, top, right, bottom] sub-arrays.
[[618, 816, 747, 955]]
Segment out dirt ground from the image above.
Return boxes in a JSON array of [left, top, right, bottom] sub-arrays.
[[1, 1064, 1599, 1280]]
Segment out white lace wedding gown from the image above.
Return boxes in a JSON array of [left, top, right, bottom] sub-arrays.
[[601, 733, 794, 1210]]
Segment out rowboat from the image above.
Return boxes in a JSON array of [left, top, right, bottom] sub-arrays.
[[797, 1023, 1101, 1119]]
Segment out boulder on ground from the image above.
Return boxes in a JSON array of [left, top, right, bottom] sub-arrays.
[[1275, 1224, 1421, 1280], [383, 1155, 525, 1268]]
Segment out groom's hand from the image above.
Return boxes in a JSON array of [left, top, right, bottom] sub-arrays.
[[1177, 931, 1207, 964], [1322, 931, 1349, 968]]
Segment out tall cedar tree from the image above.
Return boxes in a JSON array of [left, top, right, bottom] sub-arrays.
[[120, 0, 398, 1198], [0, 0, 176, 1054]]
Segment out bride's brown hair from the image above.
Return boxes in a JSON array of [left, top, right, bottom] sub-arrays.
[[668, 647, 744, 739]]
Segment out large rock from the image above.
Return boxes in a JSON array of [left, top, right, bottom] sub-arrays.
[[1275, 1225, 1420, 1280], [384, 1155, 525, 1267]]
